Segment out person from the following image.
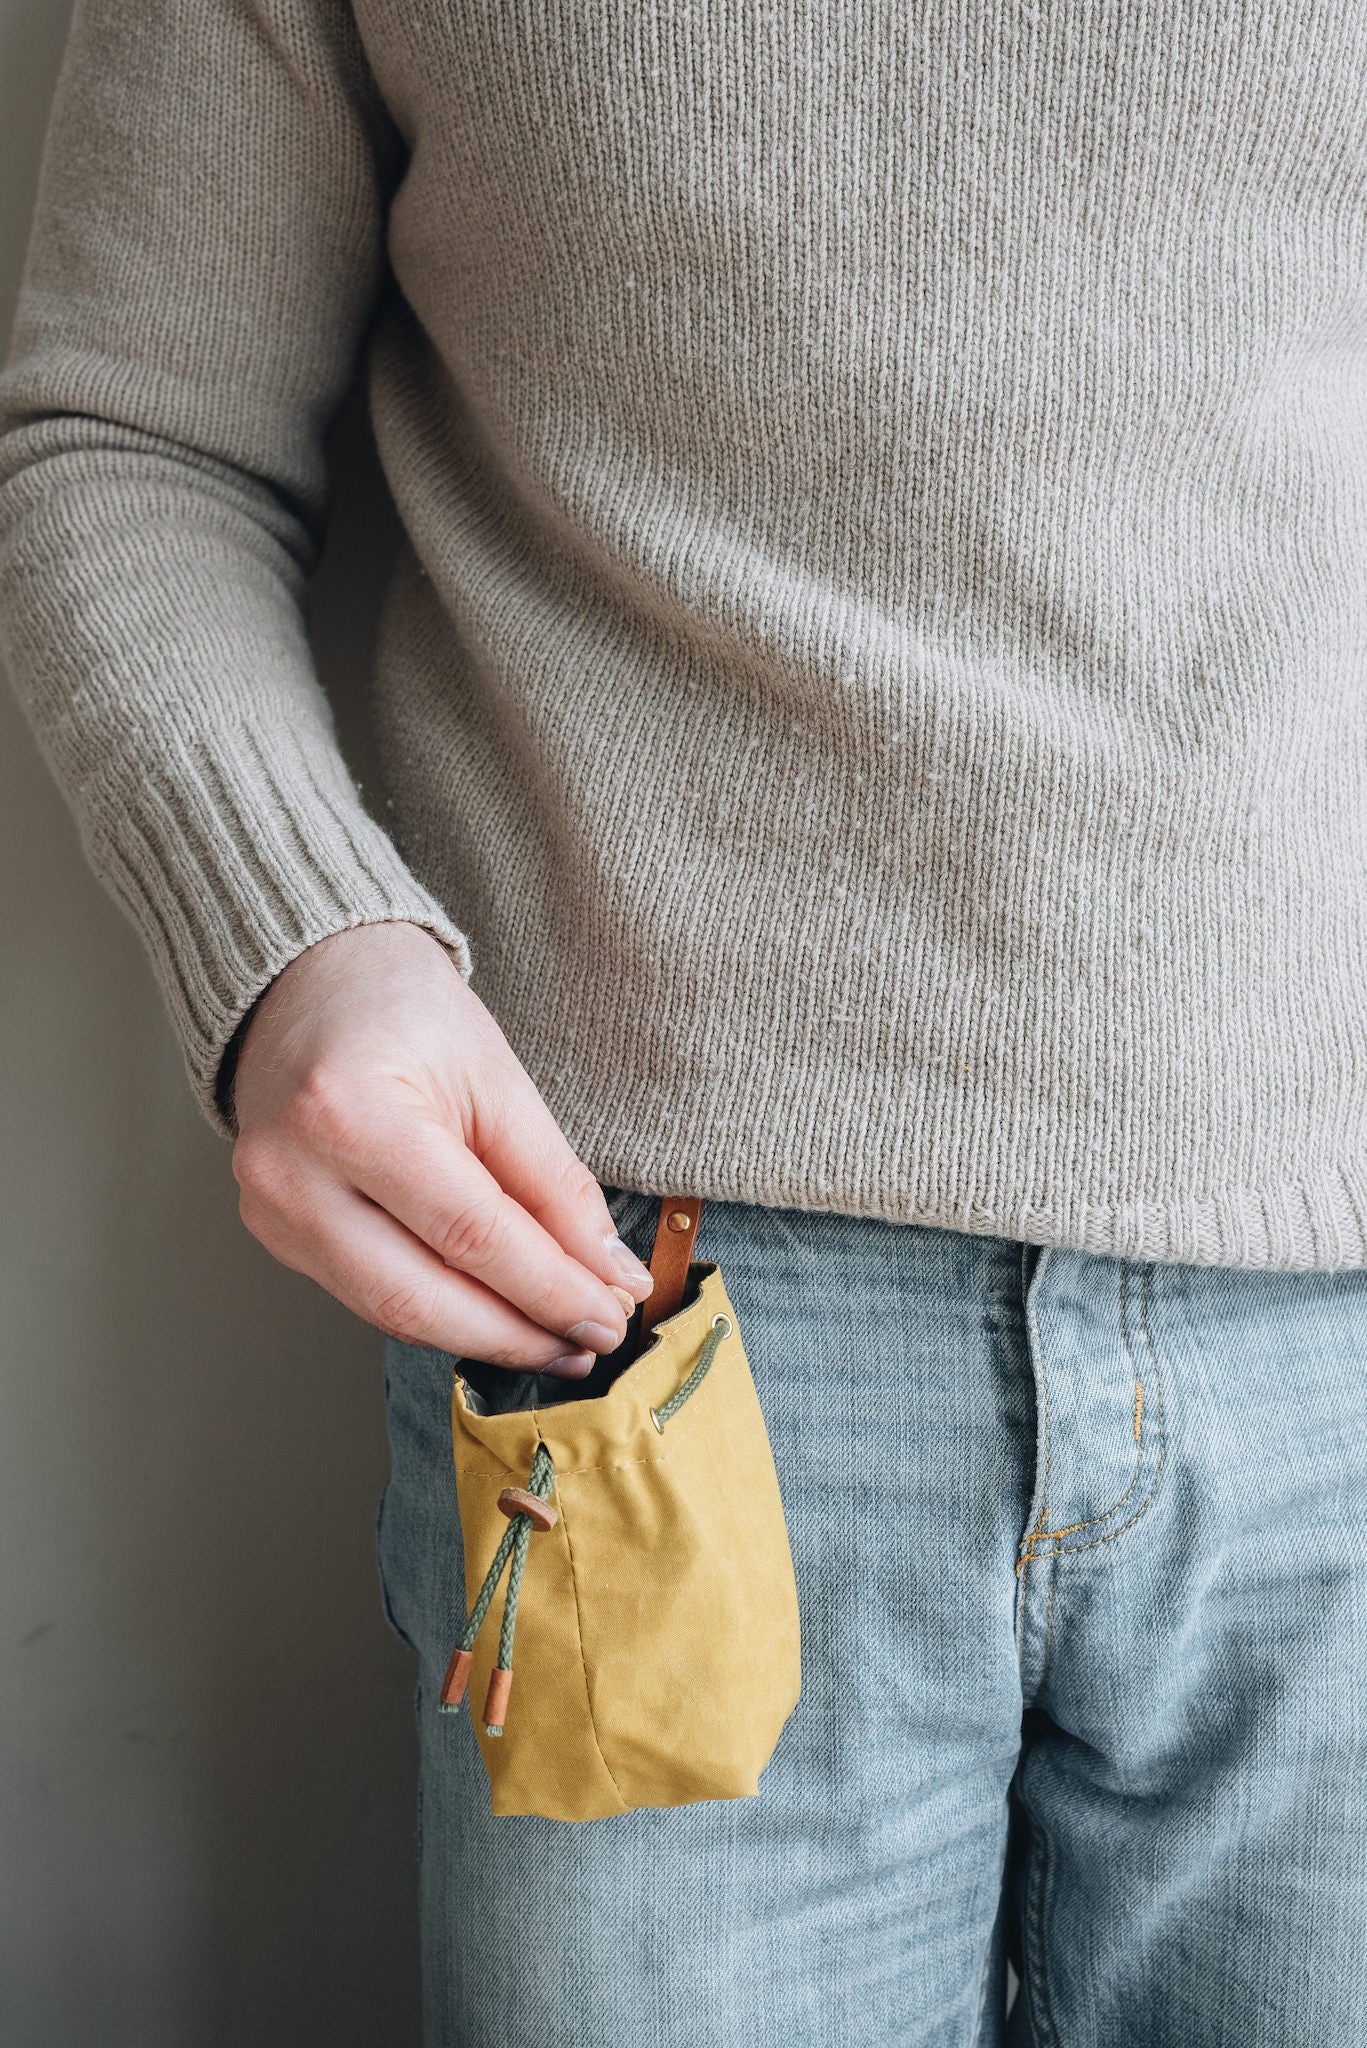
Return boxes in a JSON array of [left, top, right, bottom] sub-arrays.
[[3, 2, 1367, 2040]]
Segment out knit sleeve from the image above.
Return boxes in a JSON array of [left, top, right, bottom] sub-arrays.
[[0, 0, 473, 1136]]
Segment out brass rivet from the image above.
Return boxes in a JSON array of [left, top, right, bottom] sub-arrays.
[[666, 1209, 692, 1232]]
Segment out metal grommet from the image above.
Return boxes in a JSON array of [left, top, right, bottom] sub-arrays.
[[711, 1313, 733, 1336], [649, 1407, 665, 1434]]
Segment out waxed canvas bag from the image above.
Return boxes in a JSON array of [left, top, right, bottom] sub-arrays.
[[437, 1194, 801, 1820]]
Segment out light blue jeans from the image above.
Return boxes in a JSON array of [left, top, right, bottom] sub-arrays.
[[376, 1187, 1367, 2045]]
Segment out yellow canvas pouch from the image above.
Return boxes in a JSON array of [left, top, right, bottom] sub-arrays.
[[437, 1197, 801, 1820]]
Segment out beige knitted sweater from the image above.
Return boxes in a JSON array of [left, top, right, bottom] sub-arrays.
[[2, 0, 1366, 1269]]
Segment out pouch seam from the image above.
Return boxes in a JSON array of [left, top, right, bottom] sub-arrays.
[[538, 1416, 631, 1816]]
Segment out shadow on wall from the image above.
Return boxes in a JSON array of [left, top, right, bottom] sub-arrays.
[[0, 4, 424, 2040]]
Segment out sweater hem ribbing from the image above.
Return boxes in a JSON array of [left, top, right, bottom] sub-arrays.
[[573, 1147, 1367, 1274]]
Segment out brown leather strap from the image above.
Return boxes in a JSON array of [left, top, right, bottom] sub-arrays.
[[638, 1196, 705, 1338]]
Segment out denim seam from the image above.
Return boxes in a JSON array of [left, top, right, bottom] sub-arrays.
[[375, 1483, 420, 1657], [1016, 1248, 1054, 1673], [1031, 1274, 1054, 1533], [1042, 1262, 1166, 1560], [375, 1349, 423, 1658], [1019, 1775, 1060, 2048], [413, 1681, 425, 1941], [1037, 1547, 1060, 1695], [968, 1937, 993, 2048], [539, 1417, 632, 1816], [1024, 1260, 1146, 1552], [968, 1831, 1012, 2048]]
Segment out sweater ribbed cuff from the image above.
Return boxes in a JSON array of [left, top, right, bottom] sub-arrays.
[[81, 716, 473, 1138]]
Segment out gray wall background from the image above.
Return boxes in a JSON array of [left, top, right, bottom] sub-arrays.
[[1, 5, 424, 2039]]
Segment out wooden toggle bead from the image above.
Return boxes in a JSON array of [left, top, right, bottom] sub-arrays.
[[483, 1666, 513, 1735], [439, 1644, 474, 1710], [496, 1486, 557, 1531]]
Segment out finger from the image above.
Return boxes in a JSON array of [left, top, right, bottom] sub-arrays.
[[239, 1168, 598, 1373], [336, 1116, 634, 1354], [474, 1071, 657, 1302]]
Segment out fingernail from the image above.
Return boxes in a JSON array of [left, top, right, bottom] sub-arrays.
[[565, 1319, 622, 1352], [604, 1233, 655, 1294], [607, 1283, 637, 1319], [540, 1351, 594, 1379]]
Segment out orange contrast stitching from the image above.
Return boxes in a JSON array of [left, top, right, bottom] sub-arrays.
[[1044, 1262, 1166, 1559], [1017, 1259, 1150, 1559]]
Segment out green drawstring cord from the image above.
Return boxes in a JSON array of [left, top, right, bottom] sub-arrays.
[[439, 1441, 556, 1733], [649, 1311, 730, 1430], [440, 1312, 732, 1734]]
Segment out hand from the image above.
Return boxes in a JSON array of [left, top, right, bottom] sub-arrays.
[[229, 921, 654, 1376]]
